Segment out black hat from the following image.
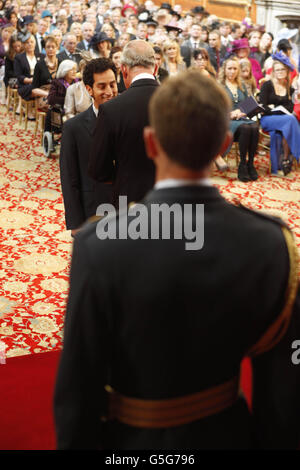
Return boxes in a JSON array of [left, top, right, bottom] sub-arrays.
[[277, 38, 293, 51], [23, 15, 35, 25], [160, 2, 172, 11], [192, 6, 205, 14], [146, 18, 158, 28], [165, 23, 182, 34], [89, 32, 114, 47]]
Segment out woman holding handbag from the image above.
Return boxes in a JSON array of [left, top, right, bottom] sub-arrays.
[[32, 35, 60, 111]]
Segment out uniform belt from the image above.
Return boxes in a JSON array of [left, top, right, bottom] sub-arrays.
[[104, 376, 239, 428]]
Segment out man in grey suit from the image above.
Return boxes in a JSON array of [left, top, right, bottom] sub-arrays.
[[59, 58, 118, 236]]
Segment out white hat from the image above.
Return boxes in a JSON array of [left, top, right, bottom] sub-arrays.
[[273, 27, 299, 50]]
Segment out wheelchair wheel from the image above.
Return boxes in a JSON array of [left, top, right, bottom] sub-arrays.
[[43, 131, 53, 158]]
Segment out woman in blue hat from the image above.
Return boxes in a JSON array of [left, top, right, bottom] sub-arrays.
[[259, 52, 300, 175]]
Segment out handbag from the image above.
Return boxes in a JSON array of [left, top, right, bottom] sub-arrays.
[[35, 84, 51, 112], [8, 78, 18, 89]]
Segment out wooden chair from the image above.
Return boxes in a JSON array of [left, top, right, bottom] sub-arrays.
[[19, 98, 36, 131], [6, 86, 19, 118], [34, 110, 46, 145], [224, 141, 239, 167]]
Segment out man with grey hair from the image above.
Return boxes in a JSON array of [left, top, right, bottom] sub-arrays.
[[57, 32, 81, 66], [76, 21, 95, 51], [89, 40, 159, 207]]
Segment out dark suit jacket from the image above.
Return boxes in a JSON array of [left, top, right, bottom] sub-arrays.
[[76, 40, 89, 52], [207, 45, 227, 73], [34, 33, 44, 57], [54, 185, 300, 449], [57, 49, 81, 67], [32, 57, 61, 89], [89, 78, 159, 207], [14, 52, 41, 85], [180, 39, 208, 68], [59, 105, 112, 230]]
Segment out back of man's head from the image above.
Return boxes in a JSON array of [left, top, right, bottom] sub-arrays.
[[121, 39, 155, 70], [148, 70, 230, 170]]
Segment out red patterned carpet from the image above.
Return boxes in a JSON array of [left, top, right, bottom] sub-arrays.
[[0, 105, 299, 449]]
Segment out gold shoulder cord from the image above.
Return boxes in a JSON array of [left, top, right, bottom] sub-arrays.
[[247, 226, 299, 358]]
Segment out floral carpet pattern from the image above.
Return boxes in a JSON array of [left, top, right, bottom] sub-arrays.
[[0, 105, 299, 358]]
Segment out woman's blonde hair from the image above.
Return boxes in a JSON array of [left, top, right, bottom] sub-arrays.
[[271, 60, 291, 98], [162, 40, 183, 64], [101, 23, 116, 39], [240, 58, 257, 95], [218, 56, 242, 90], [70, 22, 83, 42]]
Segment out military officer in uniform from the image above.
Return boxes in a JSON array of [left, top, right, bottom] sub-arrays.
[[54, 70, 300, 450]]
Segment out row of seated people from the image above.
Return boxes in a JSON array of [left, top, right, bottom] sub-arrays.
[[3, 28, 300, 181]]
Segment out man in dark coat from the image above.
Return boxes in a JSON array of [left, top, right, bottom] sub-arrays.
[[206, 29, 227, 73], [57, 33, 81, 67], [88, 40, 159, 208], [59, 58, 118, 236], [54, 71, 300, 450]]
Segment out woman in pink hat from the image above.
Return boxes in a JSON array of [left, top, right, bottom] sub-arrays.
[[231, 38, 264, 88]]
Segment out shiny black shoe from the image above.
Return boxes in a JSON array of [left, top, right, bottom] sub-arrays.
[[238, 162, 251, 182], [247, 163, 259, 181], [282, 158, 292, 176]]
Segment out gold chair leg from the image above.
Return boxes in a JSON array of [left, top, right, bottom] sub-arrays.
[[34, 111, 38, 135], [6, 87, 11, 113], [12, 92, 18, 118]]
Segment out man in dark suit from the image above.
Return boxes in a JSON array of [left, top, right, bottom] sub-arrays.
[[59, 58, 118, 236], [54, 71, 300, 450], [57, 33, 81, 67], [207, 29, 227, 74], [34, 18, 48, 56], [76, 21, 95, 52], [89, 40, 159, 208], [180, 22, 206, 67]]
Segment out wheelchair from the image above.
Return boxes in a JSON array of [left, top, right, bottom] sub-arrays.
[[42, 104, 64, 158]]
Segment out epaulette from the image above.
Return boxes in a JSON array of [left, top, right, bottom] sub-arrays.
[[238, 202, 289, 229]]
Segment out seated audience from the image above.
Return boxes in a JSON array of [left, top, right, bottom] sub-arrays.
[[259, 53, 300, 175], [219, 57, 259, 182]]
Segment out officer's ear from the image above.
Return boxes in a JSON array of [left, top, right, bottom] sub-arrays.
[[85, 84, 94, 99], [144, 126, 159, 161]]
